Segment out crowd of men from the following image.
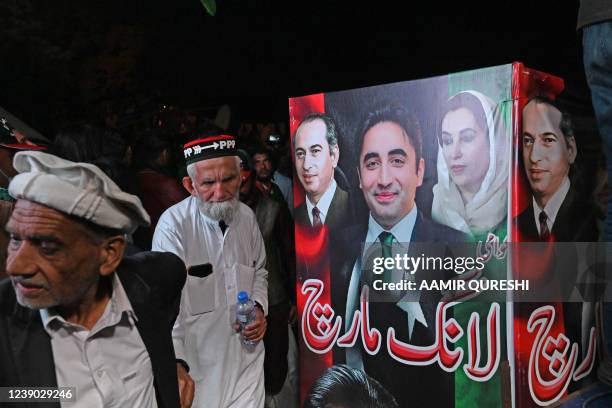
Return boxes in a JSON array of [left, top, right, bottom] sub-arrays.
[[0, 114, 298, 407]]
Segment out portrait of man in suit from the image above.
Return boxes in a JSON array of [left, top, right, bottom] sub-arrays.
[[340, 103, 463, 407], [516, 98, 598, 389], [517, 97, 597, 242], [294, 113, 350, 231]]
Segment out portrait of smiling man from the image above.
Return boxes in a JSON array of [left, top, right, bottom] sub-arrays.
[[0, 151, 187, 408], [338, 103, 463, 408], [517, 97, 597, 242], [293, 113, 351, 231]]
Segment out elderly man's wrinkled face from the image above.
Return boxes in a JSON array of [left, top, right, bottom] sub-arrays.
[[5, 200, 110, 309], [186, 156, 241, 202], [184, 156, 241, 222]]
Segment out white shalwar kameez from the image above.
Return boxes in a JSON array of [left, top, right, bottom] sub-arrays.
[[152, 196, 268, 408]]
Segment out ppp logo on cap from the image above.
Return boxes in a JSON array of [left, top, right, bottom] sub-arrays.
[[183, 135, 237, 163]]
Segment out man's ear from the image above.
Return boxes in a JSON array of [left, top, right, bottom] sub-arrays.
[[416, 158, 425, 187], [567, 137, 578, 164], [182, 176, 196, 196], [331, 145, 340, 168], [99, 235, 126, 277], [357, 166, 362, 189]]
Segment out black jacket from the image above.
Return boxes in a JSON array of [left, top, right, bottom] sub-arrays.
[[516, 185, 598, 242]]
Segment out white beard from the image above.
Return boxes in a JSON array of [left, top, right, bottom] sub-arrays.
[[197, 197, 239, 224]]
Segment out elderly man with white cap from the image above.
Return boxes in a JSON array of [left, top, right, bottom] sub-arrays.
[[0, 151, 188, 407], [152, 130, 268, 408]]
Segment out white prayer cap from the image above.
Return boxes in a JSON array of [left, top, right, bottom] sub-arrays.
[[8, 151, 150, 233]]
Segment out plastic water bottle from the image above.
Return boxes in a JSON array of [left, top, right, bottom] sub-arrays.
[[236, 291, 257, 350]]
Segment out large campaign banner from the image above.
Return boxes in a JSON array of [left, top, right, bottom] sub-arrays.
[[289, 63, 599, 407]]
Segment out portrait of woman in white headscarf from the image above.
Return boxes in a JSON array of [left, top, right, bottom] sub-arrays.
[[432, 90, 509, 238]]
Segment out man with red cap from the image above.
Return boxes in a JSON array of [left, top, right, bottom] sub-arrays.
[[153, 130, 268, 407]]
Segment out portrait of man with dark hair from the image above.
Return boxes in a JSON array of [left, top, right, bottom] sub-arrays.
[[517, 97, 597, 242], [337, 102, 464, 408], [294, 113, 352, 231]]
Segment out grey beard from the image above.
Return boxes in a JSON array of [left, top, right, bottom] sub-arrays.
[[197, 197, 239, 224]]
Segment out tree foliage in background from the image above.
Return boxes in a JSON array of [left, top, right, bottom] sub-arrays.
[[200, 0, 217, 16]]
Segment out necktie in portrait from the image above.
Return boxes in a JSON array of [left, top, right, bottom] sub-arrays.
[[312, 206, 322, 228], [539, 211, 550, 240], [378, 231, 395, 284]]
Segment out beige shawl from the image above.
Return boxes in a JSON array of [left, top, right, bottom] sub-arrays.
[[432, 90, 509, 236]]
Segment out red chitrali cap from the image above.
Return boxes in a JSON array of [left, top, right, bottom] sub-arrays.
[[183, 134, 237, 165]]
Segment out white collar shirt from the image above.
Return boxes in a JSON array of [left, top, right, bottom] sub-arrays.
[[532, 177, 570, 234], [305, 179, 337, 226], [344, 205, 427, 368], [40, 273, 157, 408]]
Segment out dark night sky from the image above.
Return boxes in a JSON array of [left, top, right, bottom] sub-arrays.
[[0, 0, 587, 134]]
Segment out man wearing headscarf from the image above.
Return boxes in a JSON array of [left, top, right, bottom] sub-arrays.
[[153, 132, 268, 407], [0, 151, 187, 407]]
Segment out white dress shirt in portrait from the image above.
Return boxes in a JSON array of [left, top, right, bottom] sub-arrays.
[[305, 179, 337, 226], [344, 205, 427, 368], [532, 177, 570, 235]]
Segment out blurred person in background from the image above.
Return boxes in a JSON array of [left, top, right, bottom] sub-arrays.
[[133, 129, 188, 250], [253, 146, 289, 209], [0, 115, 47, 279], [237, 149, 296, 403]]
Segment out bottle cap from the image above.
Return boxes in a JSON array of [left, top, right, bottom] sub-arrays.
[[237, 291, 249, 303]]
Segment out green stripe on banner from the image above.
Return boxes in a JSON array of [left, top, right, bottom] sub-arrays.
[[447, 64, 512, 408]]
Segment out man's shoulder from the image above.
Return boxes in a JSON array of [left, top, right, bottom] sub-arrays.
[[327, 185, 353, 228], [414, 213, 467, 242], [118, 251, 186, 300], [0, 279, 37, 330], [515, 203, 538, 239], [554, 186, 599, 241], [120, 251, 185, 274], [237, 200, 257, 221], [559, 185, 592, 218], [163, 195, 194, 214], [157, 196, 195, 227], [294, 201, 308, 224], [516, 204, 534, 226], [271, 181, 284, 194], [237, 200, 263, 231], [330, 184, 349, 205], [334, 184, 349, 197], [0, 278, 16, 315], [272, 173, 291, 190], [336, 222, 368, 260], [256, 193, 281, 213]]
